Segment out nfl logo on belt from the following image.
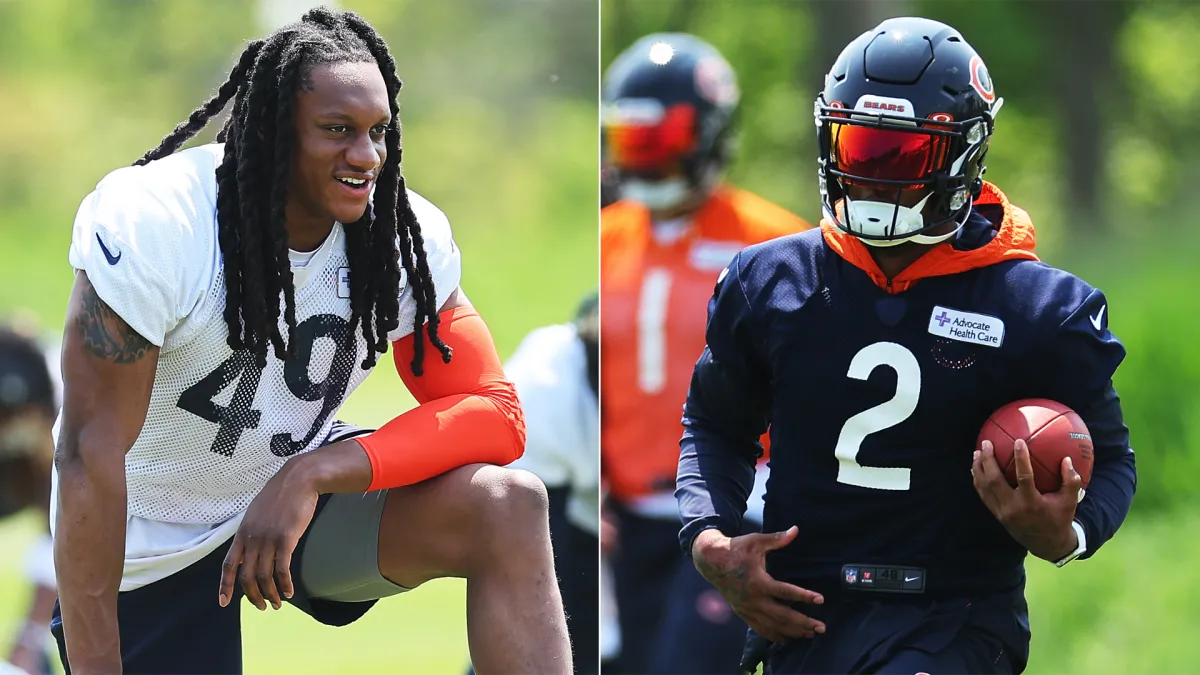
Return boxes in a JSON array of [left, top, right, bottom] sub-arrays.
[[845, 567, 858, 584]]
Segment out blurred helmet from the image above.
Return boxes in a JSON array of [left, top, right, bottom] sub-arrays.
[[602, 33, 739, 213], [0, 327, 54, 423], [815, 17, 1003, 247]]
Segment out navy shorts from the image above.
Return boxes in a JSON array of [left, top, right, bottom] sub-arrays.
[[49, 424, 385, 675]]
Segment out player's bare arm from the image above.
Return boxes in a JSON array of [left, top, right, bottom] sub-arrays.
[[55, 271, 159, 674], [972, 439, 1083, 561]]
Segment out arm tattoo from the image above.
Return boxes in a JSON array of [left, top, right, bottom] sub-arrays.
[[695, 555, 751, 605], [75, 280, 152, 364]]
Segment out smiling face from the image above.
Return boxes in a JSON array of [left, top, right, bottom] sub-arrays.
[[288, 60, 392, 237]]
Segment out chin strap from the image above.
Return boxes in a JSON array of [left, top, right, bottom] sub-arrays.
[[839, 193, 966, 248], [859, 223, 962, 248]]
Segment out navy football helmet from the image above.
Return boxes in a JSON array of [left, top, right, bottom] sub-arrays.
[[815, 17, 1004, 246], [602, 33, 739, 212]]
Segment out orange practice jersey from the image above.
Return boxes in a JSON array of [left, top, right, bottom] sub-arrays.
[[601, 184, 813, 503]]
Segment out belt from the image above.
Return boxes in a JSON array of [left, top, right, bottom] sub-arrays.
[[841, 563, 927, 594]]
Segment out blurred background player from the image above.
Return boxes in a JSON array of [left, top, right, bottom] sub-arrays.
[[599, 33, 811, 674], [0, 324, 59, 675]]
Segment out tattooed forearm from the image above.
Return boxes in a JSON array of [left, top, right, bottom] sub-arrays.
[[75, 280, 152, 364], [694, 555, 751, 605]]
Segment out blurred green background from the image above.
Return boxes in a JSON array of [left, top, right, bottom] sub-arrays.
[[603, 0, 1200, 673], [0, 0, 597, 673]]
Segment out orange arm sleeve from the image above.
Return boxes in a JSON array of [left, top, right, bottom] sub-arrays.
[[356, 306, 526, 491]]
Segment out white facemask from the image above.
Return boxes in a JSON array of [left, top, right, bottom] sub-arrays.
[[841, 192, 962, 248], [620, 177, 691, 212]]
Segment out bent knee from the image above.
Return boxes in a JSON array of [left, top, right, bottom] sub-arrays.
[[472, 465, 549, 522], [376, 465, 551, 584]]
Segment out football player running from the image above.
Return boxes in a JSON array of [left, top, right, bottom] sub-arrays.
[[677, 17, 1136, 674], [600, 33, 811, 674], [51, 8, 569, 675]]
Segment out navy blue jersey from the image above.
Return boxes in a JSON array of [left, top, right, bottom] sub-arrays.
[[677, 195, 1136, 600]]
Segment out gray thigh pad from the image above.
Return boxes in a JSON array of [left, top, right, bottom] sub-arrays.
[[299, 489, 410, 603]]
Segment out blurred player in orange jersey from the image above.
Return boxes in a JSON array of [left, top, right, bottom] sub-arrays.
[[599, 33, 812, 674]]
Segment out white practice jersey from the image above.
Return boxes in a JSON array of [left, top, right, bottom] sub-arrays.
[[51, 143, 461, 589], [505, 324, 599, 536]]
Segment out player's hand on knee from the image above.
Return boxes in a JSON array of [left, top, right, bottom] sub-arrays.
[[691, 526, 826, 643], [218, 463, 320, 611], [971, 439, 1082, 561]]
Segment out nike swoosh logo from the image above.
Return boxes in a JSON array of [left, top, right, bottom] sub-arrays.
[[96, 233, 121, 265], [905, 576, 920, 583], [1089, 305, 1106, 331]]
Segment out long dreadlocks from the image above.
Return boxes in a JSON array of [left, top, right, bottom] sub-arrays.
[[134, 7, 451, 375]]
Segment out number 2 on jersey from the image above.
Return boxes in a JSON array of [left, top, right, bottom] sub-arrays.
[[833, 342, 921, 491]]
